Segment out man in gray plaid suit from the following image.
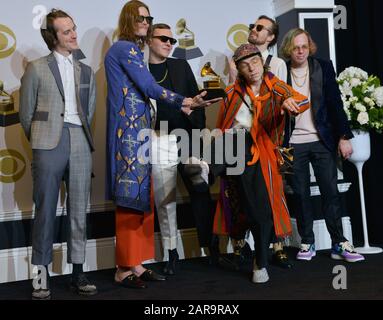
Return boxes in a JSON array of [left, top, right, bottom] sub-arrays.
[[19, 9, 97, 299]]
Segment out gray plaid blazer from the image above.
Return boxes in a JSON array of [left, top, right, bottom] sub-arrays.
[[19, 51, 96, 151]]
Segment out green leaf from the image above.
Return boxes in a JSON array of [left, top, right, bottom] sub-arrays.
[[370, 76, 380, 87], [369, 108, 379, 122], [352, 86, 363, 99]]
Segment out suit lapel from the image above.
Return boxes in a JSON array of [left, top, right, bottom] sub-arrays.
[[286, 60, 292, 86], [309, 57, 322, 119], [73, 59, 86, 121], [47, 53, 65, 99]]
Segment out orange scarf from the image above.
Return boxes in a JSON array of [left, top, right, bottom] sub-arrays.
[[214, 74, 309, 238]]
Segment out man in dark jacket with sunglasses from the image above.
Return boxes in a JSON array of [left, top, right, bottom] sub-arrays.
[[148, 23, 218, 275]]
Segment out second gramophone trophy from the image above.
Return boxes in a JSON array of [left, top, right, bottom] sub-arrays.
[[199, 62, 226, 100], [0, 80, 19, 127], [172, 18, 203, 60]]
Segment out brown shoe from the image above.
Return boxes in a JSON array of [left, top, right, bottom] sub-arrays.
[[115, 273, 147, 289], [139, 269, 166, 281]]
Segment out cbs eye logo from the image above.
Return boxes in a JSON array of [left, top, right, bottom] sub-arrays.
[[0, 24, 17, 59], [226, 24, 249, 52], [0, 149, 26, 183]]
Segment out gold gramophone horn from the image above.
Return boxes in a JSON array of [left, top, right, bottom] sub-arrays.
[[176, 18, 186, 35], [175, 18, 194, 36], [201, 62, 219, 77]]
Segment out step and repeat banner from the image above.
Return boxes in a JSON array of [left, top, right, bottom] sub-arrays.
[[0, 0, 273, 222]]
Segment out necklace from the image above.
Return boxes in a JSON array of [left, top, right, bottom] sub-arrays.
[[156, 68, 168, 84], [291, 67, 308, 88]]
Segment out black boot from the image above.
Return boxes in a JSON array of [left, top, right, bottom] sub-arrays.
[[71, 264, 98, 296], [272, 249, 293, 269], [163, 249, 179, 275], [209, 237, 242, 270]]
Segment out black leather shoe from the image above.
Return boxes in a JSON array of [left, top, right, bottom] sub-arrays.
[[272, 250, 293, 269], [71, 273, 98, 296], [115, 273, 147, 289], [140, 269, 166, 281], [163, 249, 179, 275]]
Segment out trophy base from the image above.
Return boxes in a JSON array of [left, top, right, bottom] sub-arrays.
[[172, 47, 203, 60], [199, 88, 227, 100], [0, 112, 19, 127]]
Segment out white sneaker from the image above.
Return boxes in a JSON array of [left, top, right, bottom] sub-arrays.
[[252, 268, 269, 283]]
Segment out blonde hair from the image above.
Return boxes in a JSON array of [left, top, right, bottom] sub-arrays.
[[279, 28, 317, 59]]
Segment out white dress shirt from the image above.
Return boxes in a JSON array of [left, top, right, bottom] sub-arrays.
[[53, 51, 82, 125], [233, 94, 257, 130], [261, 48, 287, 82]]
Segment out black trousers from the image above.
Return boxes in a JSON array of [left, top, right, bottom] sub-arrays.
[[289, 141, 347, 245], [178, 163, 214, 248], [208, 132, 274, 268]]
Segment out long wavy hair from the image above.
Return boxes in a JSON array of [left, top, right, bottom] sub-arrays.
[[116, 0, 151, 49], [279, 28, 317, 60]]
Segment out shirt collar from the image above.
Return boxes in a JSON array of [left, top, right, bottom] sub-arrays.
[[260, 48, 270, 61], [53, 51, 73, 65]]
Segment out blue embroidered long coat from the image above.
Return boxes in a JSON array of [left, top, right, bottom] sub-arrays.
[[105, 41, 184, 211]]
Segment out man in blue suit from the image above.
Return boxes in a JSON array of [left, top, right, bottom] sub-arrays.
[[279, 28, 364, 262]]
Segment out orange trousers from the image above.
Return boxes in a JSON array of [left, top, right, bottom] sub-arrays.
[[115, 205, 154, 268]]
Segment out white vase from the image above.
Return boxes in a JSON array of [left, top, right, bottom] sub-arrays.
[[348, 129, 382, 254], [348, 130, 370, 163]]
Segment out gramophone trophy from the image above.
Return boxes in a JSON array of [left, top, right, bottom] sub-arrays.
[[172, 18, 203, 60], [199, 62, 226, 100], [0, 80, 19, 127]]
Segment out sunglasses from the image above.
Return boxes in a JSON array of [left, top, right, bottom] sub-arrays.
[[249, 24, 272, 33], [152, 35, 177, 45], [136, 15, 154, 24]]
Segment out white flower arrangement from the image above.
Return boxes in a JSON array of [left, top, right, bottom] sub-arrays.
[[337, 67, 383, 133]]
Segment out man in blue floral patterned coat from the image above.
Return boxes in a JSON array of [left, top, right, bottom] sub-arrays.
[[104, 0, 219, 289]]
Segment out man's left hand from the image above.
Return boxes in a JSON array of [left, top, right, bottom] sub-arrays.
[[281, 97, 300, 115], [338, 138, 353, 160]]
